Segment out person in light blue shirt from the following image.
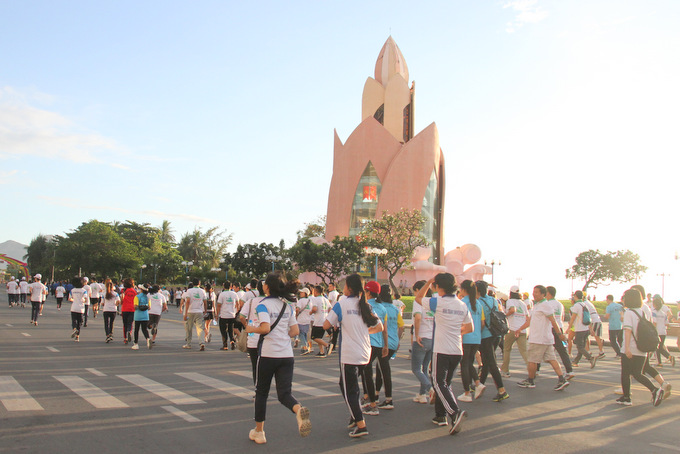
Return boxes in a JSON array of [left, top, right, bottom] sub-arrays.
[[604, 294, 624, 357], [459, 280, 484, 402], [360, 281, 387, 415], [373, 284, 405, 410]]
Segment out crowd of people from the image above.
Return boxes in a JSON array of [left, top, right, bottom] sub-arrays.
[[4, 271, 679, 443]]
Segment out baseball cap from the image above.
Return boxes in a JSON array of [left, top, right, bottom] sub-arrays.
[[509, 285, 520, 293], [34, 274, 42, 280], [364, 281, 380, 294], [299, 287, 310, 295], [137, 284, 148, 291]]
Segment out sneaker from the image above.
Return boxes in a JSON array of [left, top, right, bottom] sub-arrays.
[[71, 328, 78, 339], [207, 333, 212, 343], [106, 336, 111, 343], [501, 371, 511, 378], [220, 346, 229, 350], [413, 393, 428, 404], [565, 372, 576, 381], [590, 356, 598, 369], [597, 352, 606, 359], [429, 388, 436, 405], [296, 406, 312, 437], [662, 382, 671, 400], [83, 324, 87, 328], [615, 396, 632, 406], [614, 387, 624, 395], [230, 341, 235, 350], [572, 361, 579, 367], [457, 393, 472, 402], [294, 338, 299, 348], [362, 405, 379, 416], [75, 336, 79, 342], [652, 388, 664, 407], [347, 418, 357, 429], [493, 391, 510, 402], [450, 410, 467, 435], [249, 428, 266, 444], [377, 400, 394, 410], [517, 379, 536, 388], [301, 349, 312, 356], [474, 383, 486, 400], [315, 352, 326, 358], [131, 343, 139, 350], [349, 426, 369, 438], [182, 344, 191, 349], [127, 333, 132, 343], [656, 363, 663, 368], [147, 339, 152, 349], [670, 356, 676, 367], [431, 416, 448, 426], [199, 344, 205, 351], [554, 379, 570, 391]]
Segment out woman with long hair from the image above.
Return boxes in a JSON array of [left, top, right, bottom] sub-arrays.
[[132, 284, 151, 350], [120, 278, 137, 344], [324, 274, 382, 437], [459, 280, 484, 402], [102, 279, 120, 342], [245, 272, 310, 444]]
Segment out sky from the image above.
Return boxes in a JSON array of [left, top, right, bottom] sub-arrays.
[[1, 0, 679, 300]]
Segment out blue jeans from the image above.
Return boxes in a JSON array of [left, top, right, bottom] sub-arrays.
[[411, 338, 433, 395], [298, 324, 309, 347]]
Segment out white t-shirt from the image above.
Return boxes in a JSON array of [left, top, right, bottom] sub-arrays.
[[326, 296, 377, 365], [175, 290, 183, 300], [421, 295, 472, 355], [148, 293, 166, 315], [623, 305, 653, 356], [547, 299, 564, 331], [311, 295, 330, 327], [570, 302, 590, 332], [161, 289, 171, 300], [82, 284, 91, 305], [413, 298, 434, 339], [55, 286, 66, 298], [584, 299, 601, 323], [70, 288, 88, 314], [236, 290, 245, 301], [296, 297, 313, 325], [393, 299, 405, 314], [7, 280, 19, 294], [524, 298, 534, 311], [217, 290, 239, 319], [90, 283, 101, 298], [241, 296, 264, 348], [328, 290, 339, 303], [185, 287, 207, 313], [652, 305, 671, 335], [256, 297, 297, 358], [19, 280, 29, 293], [28, 282, 46, 302], [529, 299, 555, 345], [506, 298, 528, 332], [102, 292, 120, 312]]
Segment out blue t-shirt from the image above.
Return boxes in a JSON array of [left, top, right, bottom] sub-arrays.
[[606, 302, 624, 331], [133, 293, 150, 321], [368, 299, 386, 348], [479, 295, 500, 339], [462, 295, 482, 345], [381, 302, 400, 350]]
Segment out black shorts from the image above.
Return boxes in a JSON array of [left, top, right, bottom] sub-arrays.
[[91, 298, 101, 305], [311, 326, 326, 340], [149, 313, 161, 327], [204, 312, 214, 320], [591, 322, 602, 337]]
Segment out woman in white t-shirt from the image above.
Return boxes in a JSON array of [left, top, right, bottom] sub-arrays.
[[245, 272, 310, 445], [148, 285, 168, 344], [102, 279, 120, 342], [239, 281, 264, 385], [618, 289, 664, 406], [323, 274, 383, 438], [652, 295, 675, 367], [203, 283, 216, 343]]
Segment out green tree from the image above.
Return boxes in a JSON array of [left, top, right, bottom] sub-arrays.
[[224, 243, 283, 279], [360, 209, 429, 293], [24, 234, 56, 280], [178, 227, 232, 268], [288, 236, 364, 285], [296, 216, 326, 241], [567, 249, 647, 292]]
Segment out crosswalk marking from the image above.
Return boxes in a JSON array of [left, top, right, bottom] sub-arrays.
[[161, 405, 201, 422], [46, 347, 59, 352], [21, 333, 30, 337], [230, 370, 339, 397], [54, 376, 128, 409], [295, 368, 415, 387], [5, 324, 12, 327], [176, 372, 253, 401], [86, 368, 106, 377], [0, 376, 44, 411], [117, 374, 205, 405]]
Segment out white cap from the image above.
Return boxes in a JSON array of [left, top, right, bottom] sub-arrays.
[[509, 285, 520, 293], [299, 287, 310, 295], [21, 276, 26, 280], [82, 277, 89, 283], [34, 274, 42, 280]]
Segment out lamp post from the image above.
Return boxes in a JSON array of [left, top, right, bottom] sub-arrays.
[[150, 263, 157, 284], [484, 260, 501, 285], [364, 247, 387, 281], [139, 264, 147, 281], [265, 254, 282, 272], [181, 261, 193, 285]]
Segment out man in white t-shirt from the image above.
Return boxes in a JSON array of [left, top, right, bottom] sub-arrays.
[[55, 282, 66, 310], [216, 281, 239, 350], [28, 274, 47, 325], [327, 283, 339, 304], [516, 285, 569, 390], [310, 285, 330, 357], [543, 286, 574, 380], [500, 285, 528, 377], [7, 277, 19, 307], [296, 288, 313, 355], [182, 278, 207, 350], [19, 277, 29, 308], [567, 290, 597, 369]]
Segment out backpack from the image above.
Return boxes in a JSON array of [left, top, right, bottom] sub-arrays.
[[631, 309, 660, 353], [484, 299, 509, 337], [580, 303, 591, 326]]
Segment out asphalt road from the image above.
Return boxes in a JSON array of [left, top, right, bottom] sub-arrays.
[[1, 291, 679, 454]]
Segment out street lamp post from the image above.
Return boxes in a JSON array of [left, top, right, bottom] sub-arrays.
[[265, 254, 282, 272], [484, 260, 501, 285], [140, 264, 147, 281], [181, 261, 193, 285], [364, 248, 387, 281], [150, 263, 157, 284]]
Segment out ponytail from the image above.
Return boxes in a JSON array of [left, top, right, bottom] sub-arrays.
[[346, 274, 378, 327], [461, 280, 477, 312], [105, 280, 115, 299]]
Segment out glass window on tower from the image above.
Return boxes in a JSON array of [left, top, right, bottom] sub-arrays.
[[421, 169, 440, 263], [349, 161, 382, 238]]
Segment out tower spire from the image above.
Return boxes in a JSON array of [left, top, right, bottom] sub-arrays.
[[374, 36, 409, 88]]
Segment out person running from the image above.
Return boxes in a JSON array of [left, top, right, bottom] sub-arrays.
[[69, 277, 88, 342], [82, 277, 92, 327], [216, 281, 239, 350], [89, 278, 103, 319], [28, 274, 47, 326], [500, 286, 529, 377], [568, 291, 598, 368], [516, 285, 570, 391], [239, 280, 265, 385], [309, 285, 330, 357], [411, 280, 434, 404], [55, 282, 66, 311], [323, 273, 383, 438], [617, 289, 665, 406], [604, 294, 624, 357], [359, 281, 387, 415], [182, 278, 207, 350], [652, 294, 675, 367], [477, 280, 509, 402], [148, 285, 167, 345], [415, 273, 471, 435], [584, 296, 605, 358], [120, 278, 137, 344], [19, 277, 29, 308], [204, 283, 216, 343], [459, 280, 484, 402], [131, 284, 151, 350], [374, 284, 404, 410], [245, 272, 311, 444], [295, 287, 313, 355], [102, 279, 120, 342]]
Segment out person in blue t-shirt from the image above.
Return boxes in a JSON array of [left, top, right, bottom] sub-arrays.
[[373, 284, 405, 410], [360, 281, 387, 415], [459, 280, 484, 402], [604, 294, 624, 357]]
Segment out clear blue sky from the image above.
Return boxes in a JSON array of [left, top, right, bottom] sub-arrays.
[[2, 1, 679, 299]]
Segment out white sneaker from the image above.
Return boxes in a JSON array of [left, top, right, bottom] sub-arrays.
[[131, 343, 139, 350], [457, 393, 473, 403], [614, 387, 624, 395], [474, 383, 486, 400], [413, 393, 428, 404], [249, 428, 266, 444], [147, 339, 152, 349]]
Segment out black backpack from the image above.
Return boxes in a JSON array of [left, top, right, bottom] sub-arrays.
[[484, 298, 509, 337], [631, 309, 660, 353]]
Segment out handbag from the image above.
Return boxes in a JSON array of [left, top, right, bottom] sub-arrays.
[[236, 299, 255, 352]]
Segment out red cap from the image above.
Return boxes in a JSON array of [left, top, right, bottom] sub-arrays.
[[364, 281, 380, 294]]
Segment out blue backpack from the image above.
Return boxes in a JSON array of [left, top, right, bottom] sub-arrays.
[[580, 303, 591, 326]]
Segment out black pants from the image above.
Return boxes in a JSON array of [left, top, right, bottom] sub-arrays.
[[254, 356, 298, 422], [219, 318, 235, 346], [375, 348, 395, 398], [552, 329, 573, 374], [134, 320, 149, 343], [31, 301, 40, 323], [83, 305, 89, 325], [573, 331, 593, 363], [360, 346, 381, 402], [56, 297, 63, 308], [656, 335, 671, 363], [461, 344, 480, 392], [609, 329, 623, 356], [621, 354, 656, 398], [122, 312, 134, 339], [340, 363, 364, 424], [432, 353, 462, 418], [71, 312, 83, 334], [248, 347, 259, 385], [104, 311, 116, 336], [479, 336, 504, 388]]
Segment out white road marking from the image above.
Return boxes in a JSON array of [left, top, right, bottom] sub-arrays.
[[161, 405, 201, 422], [5, 324, 12, 327], [230, 370, 338, 397], [46, 347, 59, 352], [176, 372, 253, 400], [86, 368, 105, 377], [0, 376, 44, 411], [117, 374, 205, 405], [651, 443, 680, 452], [54, 376, 128, 408], [21, 333, 30, 337]]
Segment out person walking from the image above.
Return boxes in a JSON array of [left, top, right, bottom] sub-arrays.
[[69, 277, 88, 342], [459, 280, 484, 402], [359, 281, 386, 415], [568, 291, 598, 369], [411, 280, 434, 404], [55, 282, 66, 311], [295, 287, 313, 355], [604, 294, 624, 357], [131, 284, 152, 350], [216, 281, 239, 350], [374, 284, 404, 410], [500, 286, 529, 377], [652, 294, 676, 367], [148, 285, 167, 345], [120, 279, 137, 344], [310, 285, 330, 357], [102, 280, 120, 342], [477, 280, 509, 402], [245, 272, 311, 444], [28, 274, 47, 326], [545, 286, 574, 380], [204, 283, 216, 343], [182, 278, 207, 350], [239, 280, 265, 385]]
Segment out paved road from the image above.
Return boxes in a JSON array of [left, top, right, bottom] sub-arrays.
[[1, 292, 679, 454]]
